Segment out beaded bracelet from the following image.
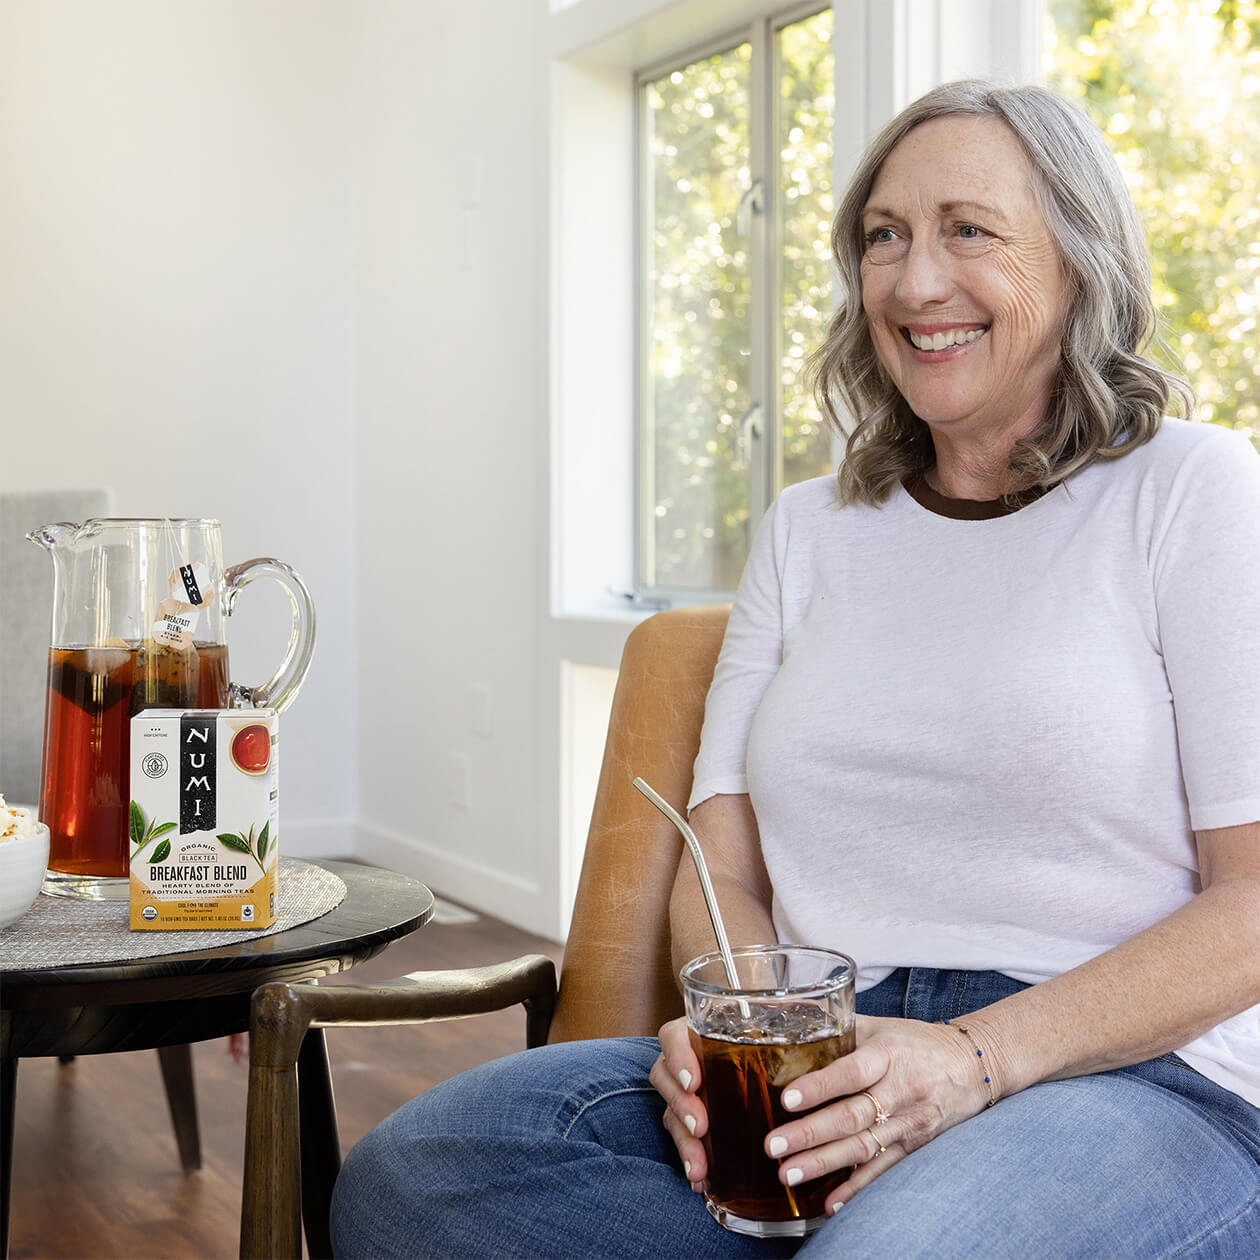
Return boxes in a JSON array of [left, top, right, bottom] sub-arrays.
[[943, 1020, 998, 1108]]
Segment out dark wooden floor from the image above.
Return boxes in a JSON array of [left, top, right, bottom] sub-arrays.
[[7, 890, 563, 1260]]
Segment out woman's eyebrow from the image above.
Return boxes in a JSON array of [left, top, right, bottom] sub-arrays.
[[862, 199, 1011, 225], [938, 199, 1009, 224]]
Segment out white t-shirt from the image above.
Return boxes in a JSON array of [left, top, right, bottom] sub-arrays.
[[689, 418, 1260, 1107]]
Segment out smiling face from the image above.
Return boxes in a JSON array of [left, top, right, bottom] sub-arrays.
[[860, 114, 1069, 457]]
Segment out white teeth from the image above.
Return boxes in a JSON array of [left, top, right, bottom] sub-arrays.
[[908, 327, 987, 351]]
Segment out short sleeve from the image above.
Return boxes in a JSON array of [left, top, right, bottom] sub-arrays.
[[687, 495, 789, 812], [1152, 428, 1260, 831]]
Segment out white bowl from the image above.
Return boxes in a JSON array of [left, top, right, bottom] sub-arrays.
[[0, 815, 50, 930]]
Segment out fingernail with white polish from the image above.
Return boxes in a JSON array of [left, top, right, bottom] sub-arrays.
[[785, 1168, 803, 1187], [829, 1200, 844, 1215], [768, 1136, 788, 1157], [690, 1181, 702, 1193], [684, 1160, 691, 1177], [683, 1114, 696, 1134], [782, 1089, 803, 1110], [678, 1069, 693, 1090]]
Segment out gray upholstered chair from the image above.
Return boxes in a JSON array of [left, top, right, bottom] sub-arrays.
[[0, 489, 202, 1173], [0, 490, 111, 805]]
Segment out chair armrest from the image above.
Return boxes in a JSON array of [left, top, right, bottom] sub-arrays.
[[250, 953, 558, 1067]]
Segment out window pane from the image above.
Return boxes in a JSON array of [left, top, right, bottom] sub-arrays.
[[1045, 1, 1260, 439], [643, 43, 752, 591], [779, 8, 836, 492]]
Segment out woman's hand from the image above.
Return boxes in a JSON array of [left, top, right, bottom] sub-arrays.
[[650, 1016, 709, 1191], [765, 1015, 997, 1212]]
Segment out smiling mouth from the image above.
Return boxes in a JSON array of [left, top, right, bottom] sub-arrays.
[[903, 326, 989, 352]]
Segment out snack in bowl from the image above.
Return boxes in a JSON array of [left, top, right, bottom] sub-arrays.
[[0, 796, 50, 930]]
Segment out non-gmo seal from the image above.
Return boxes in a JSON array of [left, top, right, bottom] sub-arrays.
[[141, 905, 158, 921], [141, 752, 169, 779]]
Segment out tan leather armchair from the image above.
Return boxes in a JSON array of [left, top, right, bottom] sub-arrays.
[[240, 603, 731, 1259]]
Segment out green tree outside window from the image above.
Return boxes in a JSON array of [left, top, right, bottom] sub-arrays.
[[642, 9, 834, 593], [1046, 0, 1260, 436]]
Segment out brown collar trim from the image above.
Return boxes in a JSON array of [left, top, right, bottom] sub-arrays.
[[904, 474, 1043, 520]]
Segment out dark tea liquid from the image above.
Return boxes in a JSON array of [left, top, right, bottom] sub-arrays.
[[40, 642, 230, 876], [690, 1022, 855, 1225]]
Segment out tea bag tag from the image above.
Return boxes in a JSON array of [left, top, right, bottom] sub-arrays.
[[176, 563, 209, 607], [172, 563, 212, 609], [152, 600, 198, 647], [152, 564, 215, 647]]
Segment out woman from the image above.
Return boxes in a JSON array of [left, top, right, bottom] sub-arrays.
[[331, 81, 1260, 1258]]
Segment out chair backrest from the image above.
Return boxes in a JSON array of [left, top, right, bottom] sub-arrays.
[[0, 490, 112, 805], [548, 602, 731, 1043]]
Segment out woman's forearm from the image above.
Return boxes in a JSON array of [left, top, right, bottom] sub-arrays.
[[965, 876, 1260, 1096], [668, 793, 777, 981], [669, 870, 778, 979]]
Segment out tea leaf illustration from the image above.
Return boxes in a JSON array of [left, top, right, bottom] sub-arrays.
[[129, 803, 176, 860], [257, 821, 270, 862], [149, 838, 171, 864], [217, 832, 253, 855]]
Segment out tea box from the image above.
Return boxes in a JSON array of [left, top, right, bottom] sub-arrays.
[[129, 708, 278, 929]]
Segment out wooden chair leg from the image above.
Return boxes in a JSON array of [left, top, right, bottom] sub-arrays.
[[156, 1044, 202, 1173], [241, 987, 309, 1260], [2, 1057, 15, 1260], [297, 1029, 340, 1260]]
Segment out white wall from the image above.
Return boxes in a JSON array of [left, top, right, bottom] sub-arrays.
[[350, 0, 557, 934], [0, 1, 360, 853]]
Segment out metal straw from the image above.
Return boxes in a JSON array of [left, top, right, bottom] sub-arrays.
[[633, 776, 741, 992]]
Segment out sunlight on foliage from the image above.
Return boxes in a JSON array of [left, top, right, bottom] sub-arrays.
[[779, 12, 836, 494], [645, 10, 834, 589], [645, 39, 752, 589], [1045, 0, 1260, 438]]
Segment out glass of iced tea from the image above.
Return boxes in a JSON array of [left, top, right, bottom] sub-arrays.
[[681, 944, 856, 1238]]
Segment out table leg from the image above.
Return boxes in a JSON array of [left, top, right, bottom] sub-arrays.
[[156, 1044, 202, 1173], [297, 1029, 340, 1260], [2, 1056, 16, 1260]]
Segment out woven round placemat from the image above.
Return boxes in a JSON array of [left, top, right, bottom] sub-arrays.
[[0, 857, 346, 970]]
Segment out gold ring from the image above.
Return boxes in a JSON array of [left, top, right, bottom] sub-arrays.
[[867, 1127, 886, 1158], [860, 1089, 888, 1126]]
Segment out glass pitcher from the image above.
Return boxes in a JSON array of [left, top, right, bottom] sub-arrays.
[[28, 518, 316, 900]]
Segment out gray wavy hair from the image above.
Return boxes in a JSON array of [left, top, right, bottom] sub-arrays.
[[811, 79, 1193, 505]]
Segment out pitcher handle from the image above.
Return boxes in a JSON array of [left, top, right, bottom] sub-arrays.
[[222, 557, 317, 714]]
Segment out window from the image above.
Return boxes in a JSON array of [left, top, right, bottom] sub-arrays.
[[638, 6, 835, 595], [1045, 0, 1260, 438]]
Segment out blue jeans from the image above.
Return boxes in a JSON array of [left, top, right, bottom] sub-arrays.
[[330, 969, 1260, 1259]]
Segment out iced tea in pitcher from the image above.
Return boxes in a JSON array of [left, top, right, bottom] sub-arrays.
[[40, 641, 230, 878]]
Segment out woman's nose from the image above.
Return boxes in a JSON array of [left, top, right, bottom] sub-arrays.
[[894, 240, 953, 308]]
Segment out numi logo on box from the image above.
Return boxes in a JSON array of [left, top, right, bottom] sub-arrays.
[[181, 713, 217, 832]]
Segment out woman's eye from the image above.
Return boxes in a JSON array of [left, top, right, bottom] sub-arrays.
[[957, 223, 985, 240], [864, 226, 898, 246]]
